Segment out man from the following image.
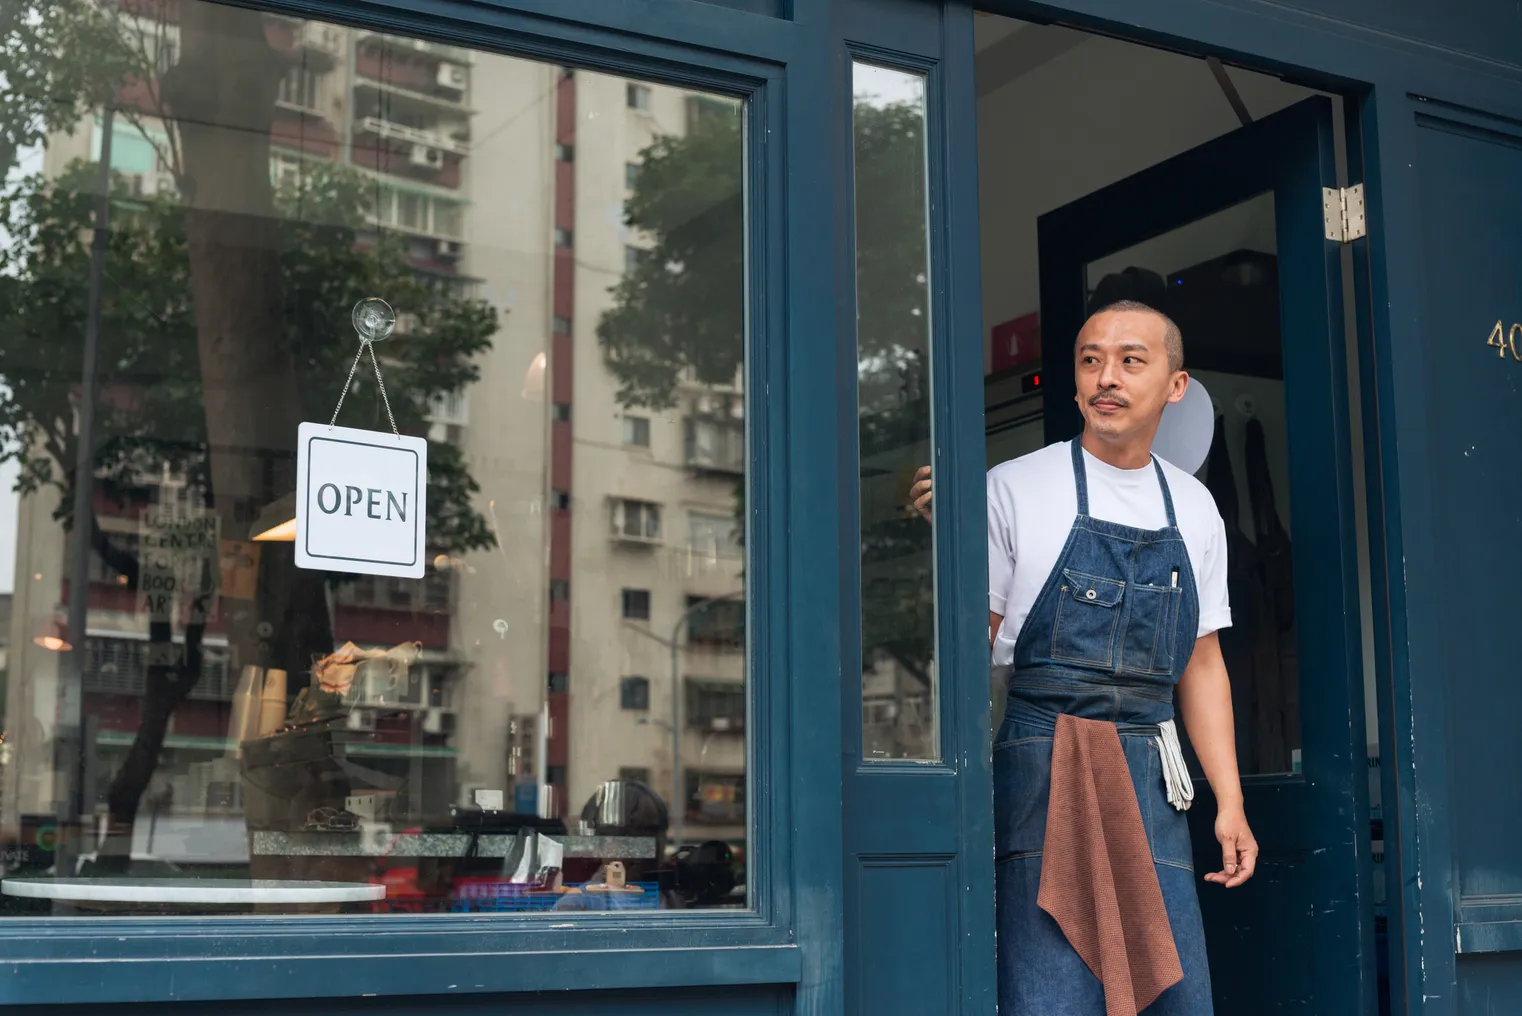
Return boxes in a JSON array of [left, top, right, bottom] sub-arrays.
[[911, 301, 1255, 1015]]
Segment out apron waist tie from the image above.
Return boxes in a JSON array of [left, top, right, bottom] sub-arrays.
[[1038, 713, 1183, 1016]]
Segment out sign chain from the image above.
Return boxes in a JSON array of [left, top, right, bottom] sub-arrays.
[[330, 297, 401, 438], [367, 341, 400, 437]]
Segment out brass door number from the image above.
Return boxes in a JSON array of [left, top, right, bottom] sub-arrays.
[[1486, 321, 1522, 359]]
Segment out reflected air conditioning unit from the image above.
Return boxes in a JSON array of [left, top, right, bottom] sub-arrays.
[[409, 144, 444, 168], [706, 715, 745, 734], [296, 24, 344, 59], [437, 62, 467, 92]]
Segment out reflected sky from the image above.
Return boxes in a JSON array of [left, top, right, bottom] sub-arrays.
[[853, 63, 925, 110]]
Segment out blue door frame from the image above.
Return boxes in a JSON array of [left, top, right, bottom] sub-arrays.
[[5, 0, 1522, 1013]]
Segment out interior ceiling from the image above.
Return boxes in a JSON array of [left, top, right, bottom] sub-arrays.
[[973, 14, 1091, 97]]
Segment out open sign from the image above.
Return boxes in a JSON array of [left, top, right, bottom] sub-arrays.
[[295, 422, 428, 578]]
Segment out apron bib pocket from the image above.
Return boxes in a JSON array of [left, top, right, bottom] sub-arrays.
[[1122, 583, 1183, 674], [1051, 569, 1124, 667]]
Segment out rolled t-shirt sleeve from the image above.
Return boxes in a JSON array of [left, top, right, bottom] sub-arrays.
[[1196, 509, 1233, 637], [988, 493, 1015, 615]]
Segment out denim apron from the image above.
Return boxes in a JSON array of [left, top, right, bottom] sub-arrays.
[[994, 439, 1213, 1015]]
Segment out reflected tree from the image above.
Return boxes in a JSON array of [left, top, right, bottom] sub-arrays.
[[0, 149, 496, 838], [0, 1, 134, 181], [852, 100, 934, 709], [597, 97, 935, 747], [597, 106, 744, 412]]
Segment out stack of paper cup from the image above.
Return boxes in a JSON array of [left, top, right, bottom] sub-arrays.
[[226, 665, 265, 755], [257, 668, 288, 736]]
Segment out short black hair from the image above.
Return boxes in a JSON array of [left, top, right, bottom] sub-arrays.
[[1087, 300, 1184, 372]]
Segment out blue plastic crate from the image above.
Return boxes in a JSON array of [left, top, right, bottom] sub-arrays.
[[450, 880, 660, 913]]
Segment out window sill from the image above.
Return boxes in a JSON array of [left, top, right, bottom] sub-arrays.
[[0, 918, 800, 1005]]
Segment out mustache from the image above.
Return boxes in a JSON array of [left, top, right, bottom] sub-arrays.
[[1088, 392, 1130, 408]]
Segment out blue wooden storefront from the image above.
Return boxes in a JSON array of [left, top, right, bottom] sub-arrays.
[[3, 0, 1521, 1014]]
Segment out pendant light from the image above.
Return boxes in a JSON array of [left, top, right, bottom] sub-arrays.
[[251, 491, 297, 542], [32, 617, 72, 653]]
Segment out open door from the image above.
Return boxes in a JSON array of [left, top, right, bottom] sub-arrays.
[[838, 2, 995, 1016], [1036, 97, 1377, 1015]]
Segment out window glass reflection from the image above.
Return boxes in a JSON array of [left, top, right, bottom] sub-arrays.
[[851, 62, 938, 761], [0, 0, 745, 915]]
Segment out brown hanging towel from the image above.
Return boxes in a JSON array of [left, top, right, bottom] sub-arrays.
[[1038, 713, 1183, 1016]]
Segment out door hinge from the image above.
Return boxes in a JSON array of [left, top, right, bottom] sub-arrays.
[[1323, 183, 1366, 243]]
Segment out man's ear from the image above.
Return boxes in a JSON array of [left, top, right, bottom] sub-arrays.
[[1166, 370, 1190, 405]]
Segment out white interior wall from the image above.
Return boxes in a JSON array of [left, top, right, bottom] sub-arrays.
[[974, 16, 1325, 363]]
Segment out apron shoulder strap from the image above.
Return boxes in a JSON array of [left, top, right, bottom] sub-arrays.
[[1069, 438, 1090, 516], [1151, 456, 1179, 527], [1072, 437, 1180, 527]]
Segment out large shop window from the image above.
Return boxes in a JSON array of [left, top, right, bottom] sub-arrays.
[[0, 0, 747, 917]]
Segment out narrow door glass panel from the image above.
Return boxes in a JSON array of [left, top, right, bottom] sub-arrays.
[[852, 63, 937, 761], [1085, 192, 1300, 777], [0, 0, 747, 914]]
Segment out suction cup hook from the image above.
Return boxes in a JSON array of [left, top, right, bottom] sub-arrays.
[[352, 297, 396, 344], [330, 298, 402, 436]]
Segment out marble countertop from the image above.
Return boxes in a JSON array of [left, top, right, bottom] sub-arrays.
[[250, 831, 657, 859], [1, 877, 386, 904]]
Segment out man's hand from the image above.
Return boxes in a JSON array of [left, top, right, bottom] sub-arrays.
[[909, 465, 932, 521], [1177, 632, 1256, 888], [1204, 805, 1258, 888]]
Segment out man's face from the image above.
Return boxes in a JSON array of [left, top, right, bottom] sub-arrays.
[[1072, 310, 1187, 442]]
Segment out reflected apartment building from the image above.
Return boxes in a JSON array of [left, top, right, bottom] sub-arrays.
[[1, 12, 745, 864]]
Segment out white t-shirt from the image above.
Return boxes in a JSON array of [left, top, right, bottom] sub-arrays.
[[988, 441, 1231, 666]]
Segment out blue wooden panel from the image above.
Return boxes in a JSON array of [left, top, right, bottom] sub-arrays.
[[0, 985, 791, 1016], [779, 6, 849, 1016], [854, 858, 958, 1016], [1457, 955, 1522, 1016], [1413, 108, 1522, 914], [1348, 87, 1458, 1016], [691, 0, 791, 16], [0, 941, 801, 1006], [1458, 896, 1522, 955], [1240, 0, 1522, 71]]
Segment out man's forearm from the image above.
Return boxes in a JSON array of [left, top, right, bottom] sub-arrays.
[[1176, 632, 1243, 808]]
